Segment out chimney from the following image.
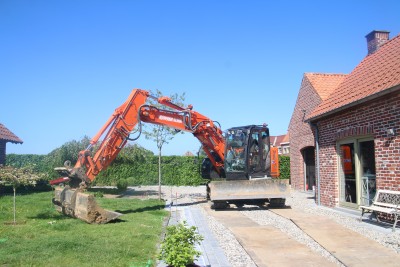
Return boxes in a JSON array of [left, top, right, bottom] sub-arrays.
[[365, 30, 390, 55]]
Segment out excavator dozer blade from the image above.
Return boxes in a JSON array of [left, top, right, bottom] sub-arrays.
[[52, 186, 122, 224], [209, 178, 290, 201]]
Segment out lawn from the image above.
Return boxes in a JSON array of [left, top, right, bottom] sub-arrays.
[[0, 190, 168, 267]]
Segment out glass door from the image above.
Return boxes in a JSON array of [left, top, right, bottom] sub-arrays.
[[359, 140, 376, 205], [338, 138, 376, 207], [339, 143, 357, 205]]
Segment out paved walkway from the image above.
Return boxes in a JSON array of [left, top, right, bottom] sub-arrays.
[[204, 206, 336, 267], [273, 208, 400, 267], [158, 200, 400, 267]]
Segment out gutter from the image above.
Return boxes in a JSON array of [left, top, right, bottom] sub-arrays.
[[310, 122, 321, 206]]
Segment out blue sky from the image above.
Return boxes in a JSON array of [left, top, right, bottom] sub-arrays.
[[1, 0, 400, 156]]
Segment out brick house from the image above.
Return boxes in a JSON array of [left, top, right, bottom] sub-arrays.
[[289, 30, 400, 208], [270, 134, 290, 155], [289, 74, 346, 191], [0, 123, 23, 165]]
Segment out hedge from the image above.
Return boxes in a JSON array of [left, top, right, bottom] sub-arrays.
[[95, 156, 204, 186], [5, 153, 290, 186], [278, 155, 290, 179]]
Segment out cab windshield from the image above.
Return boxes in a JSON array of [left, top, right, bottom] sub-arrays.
[[225, 129, 247, 172]]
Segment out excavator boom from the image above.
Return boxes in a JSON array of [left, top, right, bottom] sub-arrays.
[[52, 88, 228, 223]]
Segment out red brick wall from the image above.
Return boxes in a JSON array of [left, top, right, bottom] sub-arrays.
[[315, 91, 400, 207], [288, 76, 322, 190]]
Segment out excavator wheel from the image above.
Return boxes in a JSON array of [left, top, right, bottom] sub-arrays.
[[268, 198, 286, 208], [211, 201, 230, 210], [231, 201, 245, 208]]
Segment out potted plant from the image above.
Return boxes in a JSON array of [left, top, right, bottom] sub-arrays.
[[158, 221, 204, 267]]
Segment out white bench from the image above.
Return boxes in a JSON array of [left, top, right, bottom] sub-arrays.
[[359, 189, 400, 232]]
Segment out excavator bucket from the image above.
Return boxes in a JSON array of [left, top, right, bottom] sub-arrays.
[[52, 186, 122, 224]]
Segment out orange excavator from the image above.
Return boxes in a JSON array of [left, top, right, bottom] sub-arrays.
[[51, 89, 290, 223]]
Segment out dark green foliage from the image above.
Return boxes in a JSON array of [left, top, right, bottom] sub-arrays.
[[5, 154, 47, 171], [95, 155, 203, 186], [45, 136, 92, 175], [116, 178, 128, 191], [279, 155, 290, 179], [5, 137, 92, 180], [5, 137, 287, 185], [5, 138, 202, 186]]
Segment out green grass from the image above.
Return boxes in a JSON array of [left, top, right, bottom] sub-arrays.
[[0, 191, 168, 267]]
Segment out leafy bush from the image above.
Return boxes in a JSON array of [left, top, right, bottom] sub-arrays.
[[158, 221, 204, 267], [279, 155, 290, 179], [116, 178, 128, 191]]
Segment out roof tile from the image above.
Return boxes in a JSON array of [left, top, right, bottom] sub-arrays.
[[308, 33, 400, 120], [305, 73, 347, 100], [0, 123, 23, 144]]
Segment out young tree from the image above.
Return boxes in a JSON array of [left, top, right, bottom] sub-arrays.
[[142, 89, 186, 200], [0, 165, 44, 225]]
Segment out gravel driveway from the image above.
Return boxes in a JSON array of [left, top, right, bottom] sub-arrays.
[[126, 185, 400, 266]]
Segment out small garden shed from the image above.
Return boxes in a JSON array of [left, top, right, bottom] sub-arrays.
[[0, 123, 23, 165]]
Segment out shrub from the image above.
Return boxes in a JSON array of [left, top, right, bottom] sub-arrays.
[[158, 221, 204, 267], [279, 155, 290, 179], [116, 178, 128, 191]]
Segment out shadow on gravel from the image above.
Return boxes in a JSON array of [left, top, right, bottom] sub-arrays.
[[268, 206, 292, 210], [88, 187, 122, 195], [120, 189, 159, 197], [169, 200, 209, 207], [212, 204, 293, 211], [116, 204, 165, 214], [360, 217, 399, 231]]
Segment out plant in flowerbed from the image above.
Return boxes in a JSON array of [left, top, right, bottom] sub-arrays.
[[158, 221, 204, 267]]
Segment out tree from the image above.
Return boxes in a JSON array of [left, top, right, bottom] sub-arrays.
[[116, 143, 154, 163], [142, 89, 186, 200], [0, 165, 44, 225], [46, 136, 92, 166]]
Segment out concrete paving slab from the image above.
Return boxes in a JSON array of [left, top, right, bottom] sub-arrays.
[[204, 206, 336, 267], [185, 207, 231, 267], [273, 208, 400, 267], [231, 226, 337, 267]]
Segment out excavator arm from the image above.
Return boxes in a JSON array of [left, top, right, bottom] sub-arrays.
[[139, 103, 225, 177], [51, 88, 227, 223], [53, 88, 225, 188]]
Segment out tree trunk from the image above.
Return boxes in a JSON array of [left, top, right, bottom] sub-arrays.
[[13, 187, 16, 225], [158, 147, 162, 201]]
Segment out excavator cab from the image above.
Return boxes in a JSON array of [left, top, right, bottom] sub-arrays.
[[224, 125, 271, 180], [202, 125, 273, 181], [206, 125, 289, 208]]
